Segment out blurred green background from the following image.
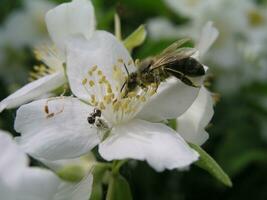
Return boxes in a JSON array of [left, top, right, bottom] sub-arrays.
[[0, 0, 267, 199]]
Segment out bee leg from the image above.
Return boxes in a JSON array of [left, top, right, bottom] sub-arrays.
[[123, 64, 130, 76], [181, 76, 199, 88], [120, 81, 127, 92], [168, 69, 199, 88]]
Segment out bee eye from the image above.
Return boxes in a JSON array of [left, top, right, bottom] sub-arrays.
[[87, 116, 95, 124]]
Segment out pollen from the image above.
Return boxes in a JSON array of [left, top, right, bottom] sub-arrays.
[[97, 70, 103, 76], [91, 65, 98, 71], [29, 45, 63, 81], [91, 95, 96, 102], [117, 58, 124, 63], [104, 95, 112, 104], [82, 78, 87, 85], [140, 96, 146, 102], [113, 101, 121, 111], [99, 102, 106, 110], [127, 91, 137, 98], [248, 9, 264, 27], [107, 85, 113, 93], [29, 64, 55, 81], [88, 70, 93, 76], [89, 80, 95, 87]]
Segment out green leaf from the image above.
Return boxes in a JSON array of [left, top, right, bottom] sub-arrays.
[[106, 175, 133, 200], [123, 25, 147, 52], [189, 143, 233, 187], [57, 165, 85, 182]]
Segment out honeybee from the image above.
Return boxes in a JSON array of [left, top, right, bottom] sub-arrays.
[[122, 38, 205, 95]]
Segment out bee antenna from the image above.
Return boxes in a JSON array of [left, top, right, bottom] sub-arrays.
[[123, 63, 130, 76], [120, 80, 127, 92]]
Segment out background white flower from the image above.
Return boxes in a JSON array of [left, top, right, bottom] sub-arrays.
[[0, 130, 93, 200], [0, 0, 96, 113], [147, 0, 267, 94], [0, 0, 54, 49]]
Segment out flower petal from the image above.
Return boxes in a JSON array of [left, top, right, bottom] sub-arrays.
[[53, 173, 93, 200], [15, 97, 100, 160], [0, 131, 28, 181], [99, 119, 199, 171], [0, 72, 65, 113], [137, 77, 200, 122], [0, 130, 93, 200], [45, 0, 96, 53], [14, 168, 60, 200], [66, 31, 135, 102], [197, 21, 219, 59], [0, 130, 60, 200], [177, 87, 214, 145]]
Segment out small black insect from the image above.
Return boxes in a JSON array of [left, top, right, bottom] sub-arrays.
[[87, 108, 101, 125]]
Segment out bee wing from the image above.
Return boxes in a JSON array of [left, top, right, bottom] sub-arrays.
[[151, 47, 196, 70], [156, 38, 191, 59]]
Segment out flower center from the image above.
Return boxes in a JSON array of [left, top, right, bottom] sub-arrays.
[[247, 9, 265, 27], [29, 45, 64, 81], [186, 0, 199, 7], [82, 58, 158, 125]]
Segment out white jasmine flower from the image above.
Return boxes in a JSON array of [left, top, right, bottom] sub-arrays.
[[14, 30, 209, 172], [0, 130, 93, 200], [177, 87, 214, 145], [0, 0, 54, 49], [0, 0, 96, 112], [147, 17, 188, 40], [150, 0, 267, 71], [164, 0, 219, 19]]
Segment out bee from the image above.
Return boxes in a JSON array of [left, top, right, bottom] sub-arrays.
[[121, 38, 205, 95]]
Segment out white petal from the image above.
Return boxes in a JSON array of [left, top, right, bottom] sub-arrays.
[[99, 119, 199, 171], [37, 153, 96, 173], [137, 77, 200, 122], [177, 87, 214, 145], [0, 130, 60, 200], [53, 173, 93, 200], [197, 21, 219, 59], [0, 72, 65, 113], [0, 130, 93, 200], [45, 0, 96, 53], [14, 168, 60, 200], [0, 131, 28, 182], [66, 31, 135, 102], [15, 97, 100, 160]]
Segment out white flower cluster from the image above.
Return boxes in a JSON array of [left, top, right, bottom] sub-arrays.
[[0, 0, 54, 49], [0, 0, 218, 198], [148, 0, 267, 93]]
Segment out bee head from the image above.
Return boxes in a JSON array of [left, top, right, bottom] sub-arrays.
[[127, 73, 138, 90]]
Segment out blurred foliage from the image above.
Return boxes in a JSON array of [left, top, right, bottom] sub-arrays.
[[0, 0, 267, 200]]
